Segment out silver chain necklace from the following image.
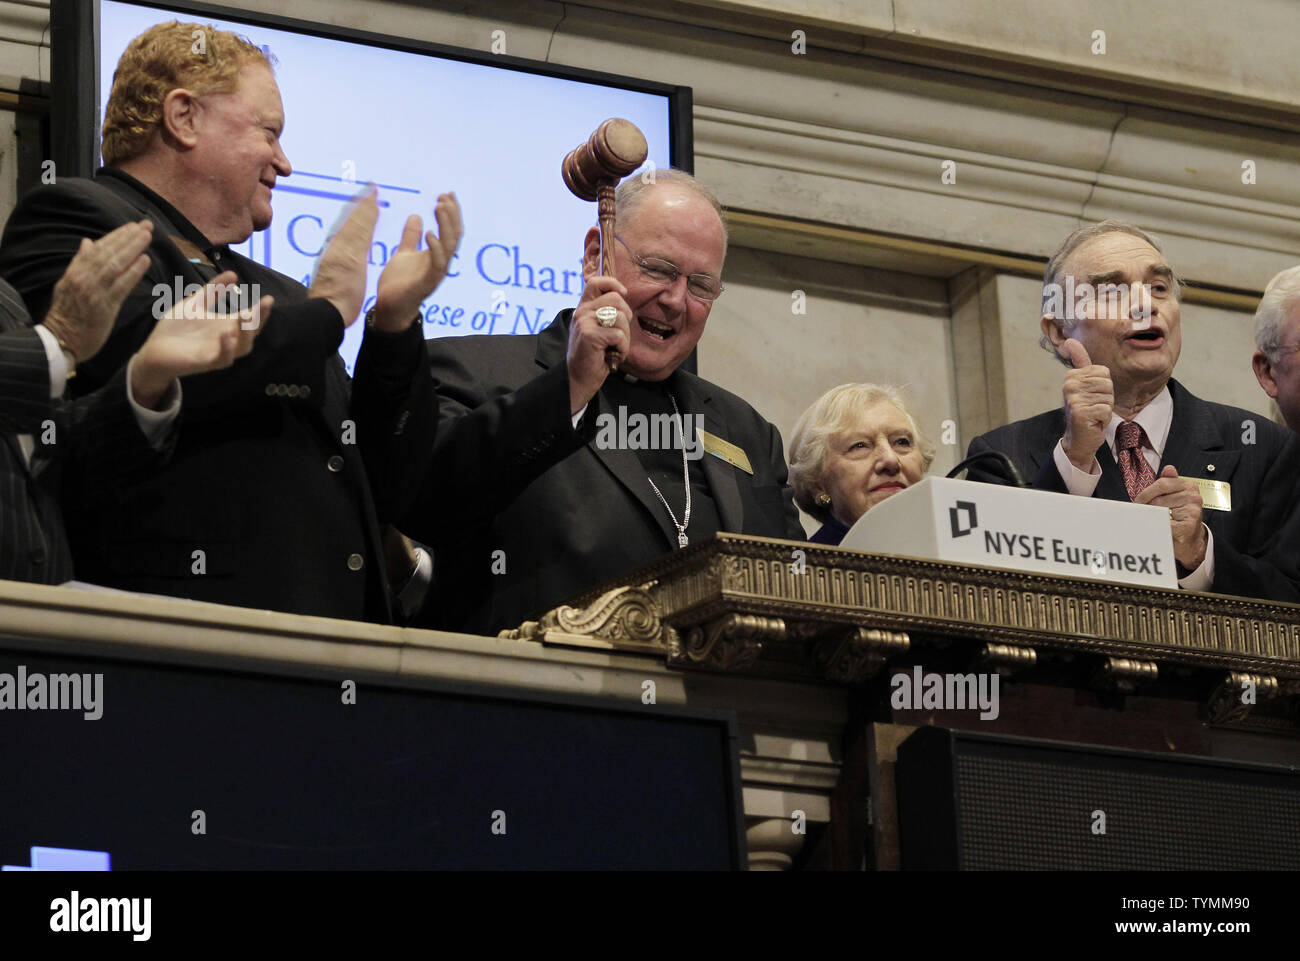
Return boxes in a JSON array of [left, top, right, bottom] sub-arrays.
[[646, 392, 691, 548]]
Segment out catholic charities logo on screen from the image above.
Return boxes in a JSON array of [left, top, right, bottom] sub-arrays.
[[949, 500, 978, 538]]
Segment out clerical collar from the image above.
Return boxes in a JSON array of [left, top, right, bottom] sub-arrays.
[[613, 369, 679, 390]]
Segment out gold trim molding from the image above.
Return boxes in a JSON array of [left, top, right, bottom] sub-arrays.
[[511, 536, 1300, 703]]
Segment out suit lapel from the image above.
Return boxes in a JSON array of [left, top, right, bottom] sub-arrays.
[[676, 373, 746, 532], [533, 312, 568, 371], [3, 434, 25, 472], [97, 173, 223, 285], [1093, 443, 1132, 501], [1161, 379, 1240, 481], [1024, 411, 1060, 477], [538, 313, 678, 544], [585, 389, 681, 545]]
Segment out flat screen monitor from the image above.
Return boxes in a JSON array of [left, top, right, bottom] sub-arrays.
[[53, 0, 688, 373], [0, 646, 746, 869]]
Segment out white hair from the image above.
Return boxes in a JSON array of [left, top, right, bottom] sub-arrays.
[[1255, 265, 1300, 359], [788, 383, 934, 524]]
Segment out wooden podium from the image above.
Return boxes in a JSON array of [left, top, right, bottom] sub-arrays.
[[506, 533, 1300, 868], [3, 534, 1297, 869]]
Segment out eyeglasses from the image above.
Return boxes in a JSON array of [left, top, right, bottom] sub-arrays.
[[1269, 344, 1300, 360], [614, 235, 724, 302]]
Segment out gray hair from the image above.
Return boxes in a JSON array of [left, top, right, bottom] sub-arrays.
[[788, 383, 935, 525], [1038, 220, 1182, 363], [614, 168, 729, 250], [1255, 265, 1300, 360]]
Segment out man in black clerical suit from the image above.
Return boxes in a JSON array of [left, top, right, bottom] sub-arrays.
[[354, 170, 803, 634], [0, 21, 458, 620], [966, 220, 1300, 602]]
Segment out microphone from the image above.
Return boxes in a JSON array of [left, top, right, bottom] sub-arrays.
[[945, 451, 1028, 487]]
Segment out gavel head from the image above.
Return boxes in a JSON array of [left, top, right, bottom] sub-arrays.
[[562, 118, 649, 201]]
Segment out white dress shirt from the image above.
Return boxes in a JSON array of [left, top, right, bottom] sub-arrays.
[[16, 324, 180, 467], [1051, 385, 1214, 590]]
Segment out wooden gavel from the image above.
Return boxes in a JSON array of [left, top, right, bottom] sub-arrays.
[[563, 118, 648, 369]]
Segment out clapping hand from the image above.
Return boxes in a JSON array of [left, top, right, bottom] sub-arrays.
[[130, 270, 272, 409], [370, 192, 463, 332]]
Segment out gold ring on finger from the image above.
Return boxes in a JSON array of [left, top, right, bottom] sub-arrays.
[[595, 305, 619, 327]]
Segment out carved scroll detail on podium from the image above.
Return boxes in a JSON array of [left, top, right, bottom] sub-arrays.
[[812, 627, 911, 683], [1207, 672, 1280, 724], [500, 585, 673, 653], [672, 613, 784, 671]]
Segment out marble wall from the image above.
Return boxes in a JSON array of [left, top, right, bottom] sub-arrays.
[[0, 0, 1292, 529]]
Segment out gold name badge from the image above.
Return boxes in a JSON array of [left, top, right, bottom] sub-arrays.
[[698, 429, 753, 475], [1189, 477, 1231, 512]]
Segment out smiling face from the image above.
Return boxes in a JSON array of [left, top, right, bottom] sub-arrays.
[[583, 183, 726, 382], [1051, 232, 1181, 392], [820, 400, 925, 528], [188, 64, 290, 244]]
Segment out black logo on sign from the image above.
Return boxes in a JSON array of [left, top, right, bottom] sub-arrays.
[[949, 500, 978, 538]]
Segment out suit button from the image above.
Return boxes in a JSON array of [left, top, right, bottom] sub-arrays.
[[301, 386, 311, 399], [265, 384, 277, 396], [347, 553, 364, 572], [29, 548, 44, 565], [287, 385, 300, 398], [327, 455, 344, 472]]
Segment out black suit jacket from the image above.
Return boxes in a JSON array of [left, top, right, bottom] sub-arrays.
[[0, 169, 411, 621], [966, 378, 1300, 602], [354, 310, 804, 634], [0, 278, 161, 584]]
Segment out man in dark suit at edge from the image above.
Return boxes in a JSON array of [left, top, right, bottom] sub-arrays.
[[354, 170, 804, 634], [966, 220, 1300, 602], [0, 20, 460, 621], [0, 219, 267, 584]]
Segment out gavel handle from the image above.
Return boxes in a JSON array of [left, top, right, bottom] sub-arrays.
[[598, 183, 620, 371]]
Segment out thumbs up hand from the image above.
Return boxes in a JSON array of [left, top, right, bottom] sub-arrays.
[[1058, 337, 1115, 472]]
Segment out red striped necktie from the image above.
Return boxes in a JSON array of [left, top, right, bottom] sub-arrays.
[[1116, 420, 1156, 501]]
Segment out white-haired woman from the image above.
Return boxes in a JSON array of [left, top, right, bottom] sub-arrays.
[[788, 384, 935, 545]]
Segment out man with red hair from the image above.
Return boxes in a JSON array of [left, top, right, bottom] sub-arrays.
[[0, 20, 460, 620]]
